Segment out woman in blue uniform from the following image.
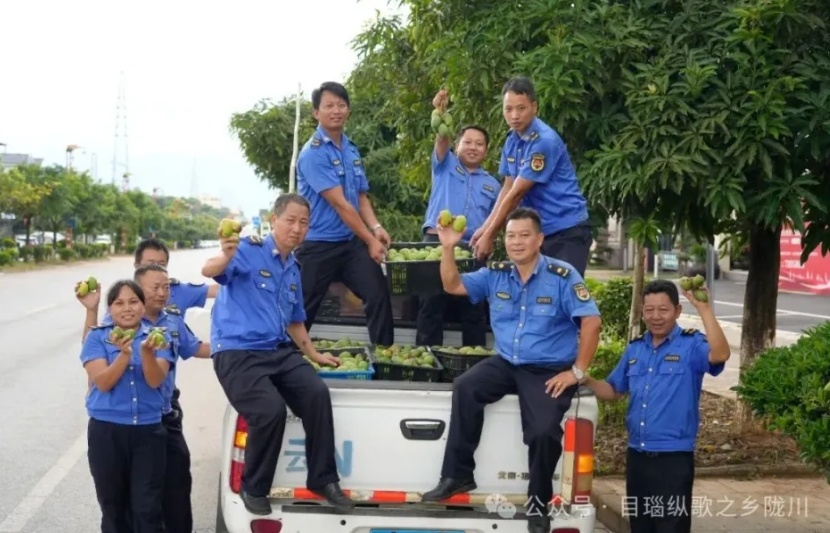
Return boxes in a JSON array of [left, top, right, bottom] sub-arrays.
[[80, 279, 176, 533]]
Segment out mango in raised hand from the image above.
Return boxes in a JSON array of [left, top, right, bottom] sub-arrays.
[[693, 289, 708, 303], [220, 218, 239, 238], [438, 209, 453, 227], [77, 281, 89, 297], [692, 274, 705, 289], [678, 276, 693, 291], [452, 215, 467, 234], [431, 109, 443, 130]]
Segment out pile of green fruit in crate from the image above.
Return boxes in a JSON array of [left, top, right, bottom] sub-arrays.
[[432, 345, 497, 357], [312, 338, 367, 350], [303, 350, 370, 373], [386, 245, 472, 262], [373, 344, 438, 368]]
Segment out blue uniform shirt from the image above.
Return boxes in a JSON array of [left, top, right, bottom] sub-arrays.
[[210, 233, 305, 353], [422, 149, 501, 242], [498, 117, 589, 236], [460, 255, 600, 365], [168, 279, 209, 317], [297, 125, 369, 242], [80, 323, 177, 425], [606, 325, 725, 452], [145, 307, 203, 414]]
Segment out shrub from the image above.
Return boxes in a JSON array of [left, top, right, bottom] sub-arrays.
[[590, 276, 635, 341], [734, 321, 830, 480], [0, 250, 15, 266], [588, 337, 629, 427]]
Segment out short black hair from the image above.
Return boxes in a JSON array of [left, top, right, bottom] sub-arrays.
[[134, 263, 168, 281], [272, 193, 311, 216], [506, 207, 542, 233], [643, 279, 680, 306], [457, 124, 490, 147], [134, 238, 169, 264], [312, 82, 350, 110], [502, 76, 537, 103], [106, 279, 145, 307]]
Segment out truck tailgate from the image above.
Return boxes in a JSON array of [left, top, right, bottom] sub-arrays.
[[267, 380, 597, 497]]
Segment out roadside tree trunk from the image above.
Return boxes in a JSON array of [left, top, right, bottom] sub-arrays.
[[736, 222, 782, 428], [628, 241, 646, 340]]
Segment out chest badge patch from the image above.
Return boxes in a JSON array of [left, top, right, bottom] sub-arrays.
[[483, 184, 495, 193], [628, 358, 637, 365], [507, 156, 516, 163], [664, 354, 681, 362], [259, 269, 272, 278], [530, 153, 545, 172], [290, 284, 297, 291], [536, 296, 552, 304], [496, 291, 510, 300]]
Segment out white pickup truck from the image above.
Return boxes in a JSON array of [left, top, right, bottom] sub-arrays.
[[214, 287, 600, 533]]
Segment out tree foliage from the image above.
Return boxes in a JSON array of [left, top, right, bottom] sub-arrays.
[[0, 164, 234, 252]]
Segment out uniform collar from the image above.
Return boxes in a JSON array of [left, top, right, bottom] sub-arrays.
[[643, 324, 683, 347], [508, 117, 542, 143], [266, 232, 296, 266], [315, 124, 351, 148], [509, 254, 546, 282], [141, 310, 169, 327], [448, 150, 483, 176]]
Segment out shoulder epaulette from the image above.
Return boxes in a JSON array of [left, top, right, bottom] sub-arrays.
[[164, 306, 181, 316], [547, 264, 571, 278], [629, 332, 647, 344], [681, 328, 699, 336], [247, 234, 263, 245], [90, 324, 109, 330], [169, 277, 181, 285], [187, 281, 205, 287], [488, 261, 513, 271], [310, 136, 322, 148]]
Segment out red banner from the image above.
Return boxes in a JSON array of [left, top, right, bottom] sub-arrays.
[[779, 227, 830, 295]]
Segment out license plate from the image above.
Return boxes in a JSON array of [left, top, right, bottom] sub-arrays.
[[370, 530, 464, 533]]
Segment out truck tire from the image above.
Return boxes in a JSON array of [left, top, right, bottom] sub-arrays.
[[215, 475, 230, 533]]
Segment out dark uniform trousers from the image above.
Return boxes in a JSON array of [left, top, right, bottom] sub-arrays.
[[440, 355, 576, 514], [626, 448, 695, 533], [416, 233, 487, 347], [541, 222, 593, 277], [295, 238, 394, 346], [213, 347, 340, 496], [87, 418, 167, 533], [162, 388, 193, 533]]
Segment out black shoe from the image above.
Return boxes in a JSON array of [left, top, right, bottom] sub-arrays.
[[309, 482, 355, 513], [240, 491, 271, 516], [420, 477, 477, 502], [527, 513, 551, 533]]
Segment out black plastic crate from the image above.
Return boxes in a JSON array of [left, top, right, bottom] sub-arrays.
[[383, 242, 477, 296], [428, 346, 497, 382], [368, 344, 444, 382]]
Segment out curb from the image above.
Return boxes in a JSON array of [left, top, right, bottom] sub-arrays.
[[593, 464, 819, 533]]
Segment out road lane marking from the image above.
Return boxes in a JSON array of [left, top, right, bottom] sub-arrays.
[[22, 304, 58, 318], [0, 432, 87, 532], [682, 298, 830, 321]]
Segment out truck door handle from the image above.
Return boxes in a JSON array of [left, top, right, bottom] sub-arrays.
[[400, 419, 446, 440]]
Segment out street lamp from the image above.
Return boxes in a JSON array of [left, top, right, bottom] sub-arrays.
[[66, 144, 82, 170]]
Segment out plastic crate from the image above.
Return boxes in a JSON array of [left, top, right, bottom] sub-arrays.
[[429, 346, 496, 382], [383, 242, 477, 296], [311, 347, 375, 381], [368, 345, 444, 382]]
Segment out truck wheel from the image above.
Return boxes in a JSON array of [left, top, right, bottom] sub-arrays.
[[215, 475, 230, 533]]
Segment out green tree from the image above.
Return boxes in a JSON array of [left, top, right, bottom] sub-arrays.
[[0, 166, 52, 244]]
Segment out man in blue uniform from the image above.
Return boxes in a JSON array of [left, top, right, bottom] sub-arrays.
[[416, 89, 501, 347], [471, 77, 593, 276], [133, 263, 211, 533], [203, 192, 355, 516], [295, 81, 394, 346], [584, 279, 730, 533], [421, 207, 603, 533]]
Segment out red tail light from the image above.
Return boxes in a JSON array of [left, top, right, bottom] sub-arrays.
[[230, 416, 248, 493], [560, 417, 594, 504], [250, 519, 282, 533]]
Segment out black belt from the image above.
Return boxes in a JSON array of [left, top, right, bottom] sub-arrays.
[[633, 449, 693, 458]]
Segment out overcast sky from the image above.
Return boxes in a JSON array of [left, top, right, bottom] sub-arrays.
[[0, 0, 405, 217]]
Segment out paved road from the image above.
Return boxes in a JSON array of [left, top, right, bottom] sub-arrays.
[[681, 278, 830, 334], [0, 249, 227, 533]]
